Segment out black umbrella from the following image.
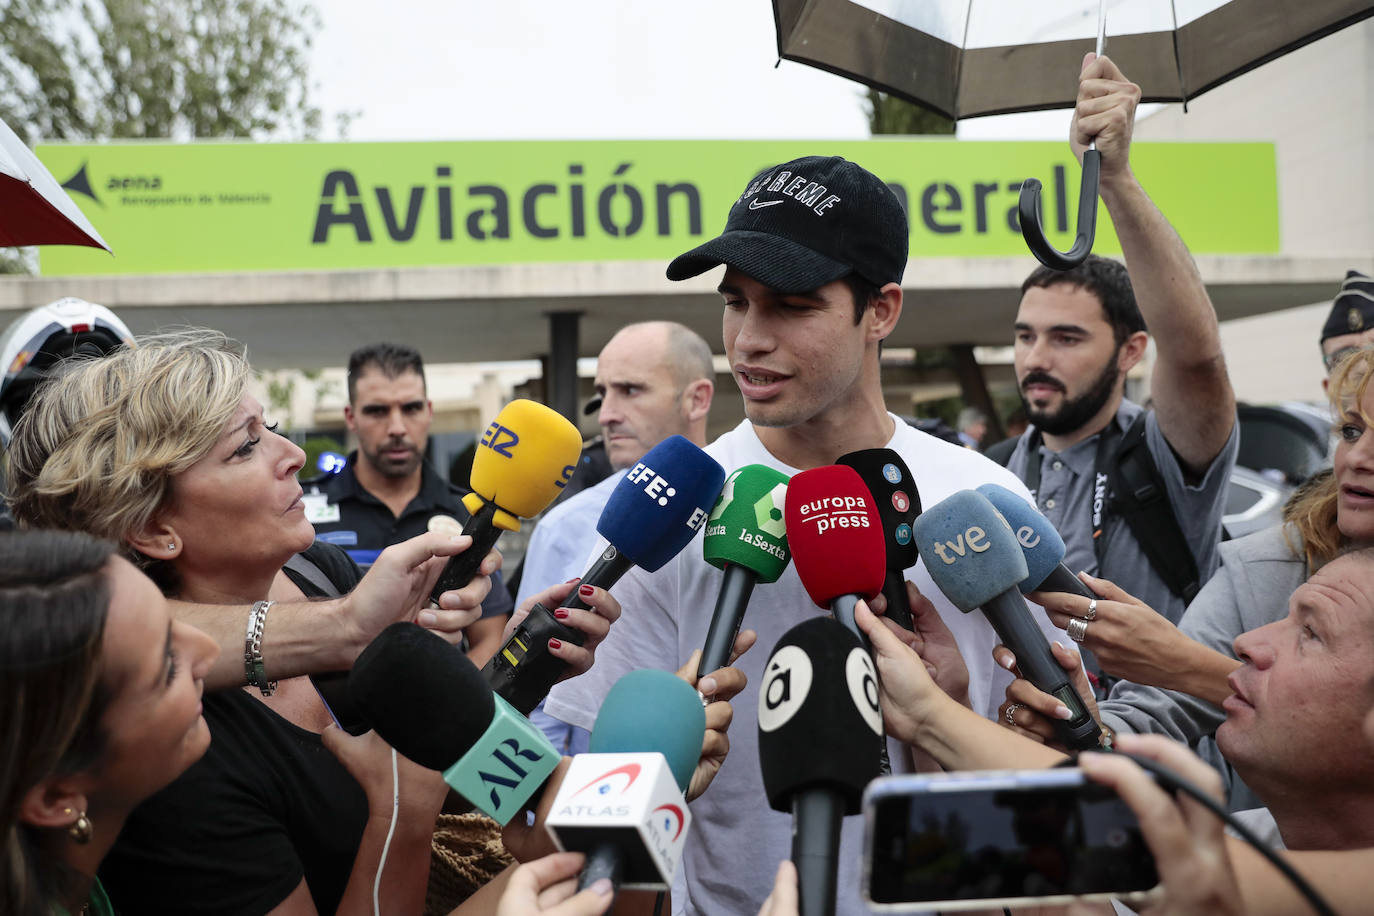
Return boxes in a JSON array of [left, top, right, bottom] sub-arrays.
[[772, 0, 1374, 267]]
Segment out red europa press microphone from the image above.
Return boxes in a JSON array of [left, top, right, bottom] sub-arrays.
[[783, 464, 886, 643]]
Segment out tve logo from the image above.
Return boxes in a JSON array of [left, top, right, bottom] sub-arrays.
[[929, 525, 992, 565]]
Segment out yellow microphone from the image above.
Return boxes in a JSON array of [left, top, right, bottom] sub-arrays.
[[429, 399, 582, 603]]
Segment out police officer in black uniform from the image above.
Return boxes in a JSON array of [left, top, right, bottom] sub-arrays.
[[303, 342, 513, 664]]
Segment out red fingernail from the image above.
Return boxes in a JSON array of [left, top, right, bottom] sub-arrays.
[[548, 638, 562, 649], [554, 608, 569, 619], [565, 577, 580, 584], [579, 584, 594, 597]]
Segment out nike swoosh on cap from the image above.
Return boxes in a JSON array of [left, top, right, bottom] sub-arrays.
[[748, 199, 784, 210]]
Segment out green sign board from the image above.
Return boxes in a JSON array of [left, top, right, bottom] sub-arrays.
[[34, 139, 1278, 276]]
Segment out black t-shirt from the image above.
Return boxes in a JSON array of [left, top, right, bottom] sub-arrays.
[[100, 544, 368, 916], [306, 455, 513, 618]]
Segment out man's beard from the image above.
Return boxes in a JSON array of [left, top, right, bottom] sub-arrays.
[[367, 442, 420, 478], [1020, 356, 1121, 437]]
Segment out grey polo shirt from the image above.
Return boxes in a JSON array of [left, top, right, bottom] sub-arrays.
[[1006, 399, 1239, 625]]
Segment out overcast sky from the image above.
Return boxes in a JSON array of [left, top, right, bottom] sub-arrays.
[[308, 0, 1073, 144]]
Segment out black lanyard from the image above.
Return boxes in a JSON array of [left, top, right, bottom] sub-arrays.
[[1021, 420, 1122, 575]]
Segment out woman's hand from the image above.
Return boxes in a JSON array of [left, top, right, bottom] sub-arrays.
[[503, 580, 624, 683], [341, 531, 496, 651], [674, 631, 757, 802], [495, 852, 613, 916], [995, 640, 1102, 750], [869, 580, 971, 707], [1076, 734, 1242, 916], [1030, 573, 1195, 689], [853, 599, 957, 745]]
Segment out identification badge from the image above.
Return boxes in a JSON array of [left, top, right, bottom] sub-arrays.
[[304, 493, 341, 525]]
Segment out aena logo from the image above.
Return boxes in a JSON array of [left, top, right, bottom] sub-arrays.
[[478, 738, 546, 809], [479, 420, 518, 458]]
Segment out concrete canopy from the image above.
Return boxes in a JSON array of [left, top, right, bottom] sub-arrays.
[[0, 254, 1368, 371]]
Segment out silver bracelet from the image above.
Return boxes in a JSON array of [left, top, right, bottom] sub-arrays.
[[244, 600, 277, 696]]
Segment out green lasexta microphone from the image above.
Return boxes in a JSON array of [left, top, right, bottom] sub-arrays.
[[697, 464, 791, 678]]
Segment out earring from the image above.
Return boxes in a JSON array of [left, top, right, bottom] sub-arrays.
[[67, 809, 93, 844], [168, 542, 176, 551]]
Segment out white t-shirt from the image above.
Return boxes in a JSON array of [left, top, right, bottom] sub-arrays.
[[546, 415, 1064, 916]]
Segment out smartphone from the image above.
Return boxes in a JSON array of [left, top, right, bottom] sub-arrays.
[[862, 768, 1159, 912]]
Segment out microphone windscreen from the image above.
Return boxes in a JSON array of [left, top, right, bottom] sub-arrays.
[[348, 622, 496, 770], [588, 669, 707, 793], [910, 490, 1028, 612], [836, 448, 920, 570], [975, 483, 1068, 593], [469, 399, 583, 529], [702, 464, 791, 583], [757, 617, 883, 814], [596, 435, 725, 572], [783, 464, 886, 607]]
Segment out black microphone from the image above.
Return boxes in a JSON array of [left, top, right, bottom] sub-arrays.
[[912, 490, 1101, 751], [838, 448, 922, 629], [758, 617, 885, 916], [348, 623, 560, 825]]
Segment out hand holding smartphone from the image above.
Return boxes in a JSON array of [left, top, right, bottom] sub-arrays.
[[863, 768, 1159, 912]]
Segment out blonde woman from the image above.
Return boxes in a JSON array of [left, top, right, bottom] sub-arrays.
[[7, 330, 620, 915]]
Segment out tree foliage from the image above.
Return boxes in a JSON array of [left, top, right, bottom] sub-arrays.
[[863, 88, 955, 136], [0, 0, 323, 145]]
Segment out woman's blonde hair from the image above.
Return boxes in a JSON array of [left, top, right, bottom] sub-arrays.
[[1283, 347, 1374, 568], [6, 328, 250, 572]]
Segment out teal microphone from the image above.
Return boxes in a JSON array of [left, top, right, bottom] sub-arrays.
[[545, 669, 706, 894]]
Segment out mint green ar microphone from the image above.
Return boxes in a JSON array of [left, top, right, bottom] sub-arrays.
[[697, 464, 791, 678]]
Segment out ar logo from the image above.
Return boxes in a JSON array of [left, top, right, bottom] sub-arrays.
[[757, 645, 812, 732], [478, 738, 545, 809]]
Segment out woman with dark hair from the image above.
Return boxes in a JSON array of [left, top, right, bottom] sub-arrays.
[[0, 529, 218, 916]]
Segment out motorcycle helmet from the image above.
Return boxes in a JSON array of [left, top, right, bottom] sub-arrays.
[[0, 297, 134, 447]]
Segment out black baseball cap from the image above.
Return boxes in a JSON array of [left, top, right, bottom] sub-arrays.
[[666, 156, 908, 294]]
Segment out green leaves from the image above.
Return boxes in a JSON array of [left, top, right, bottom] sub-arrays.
[[0, 0, 324, 144]]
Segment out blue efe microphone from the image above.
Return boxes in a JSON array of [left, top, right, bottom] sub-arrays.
[[975, 483, 1097, 598], [911, 490, 1101, 751], [546, 669, 706, 895], [483, 435, 726, 714]]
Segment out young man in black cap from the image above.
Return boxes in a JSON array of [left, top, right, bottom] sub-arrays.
[[1321, 270, 1374, 388], [545, 153, 1058, 915]]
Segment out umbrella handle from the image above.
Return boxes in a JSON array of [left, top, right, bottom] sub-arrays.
[[1017, 149, 1100, 270]]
